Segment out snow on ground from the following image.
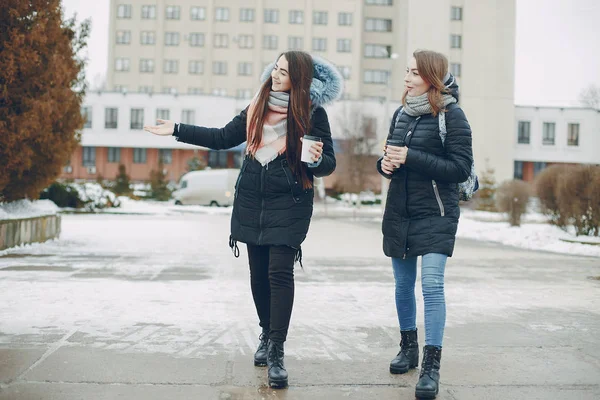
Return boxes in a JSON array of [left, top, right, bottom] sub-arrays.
[[2, 197, 599, 257], [110, 196, 233, 216], [456, 214, 600, 257], [0, 199, 59, 220], [112, 199, 600, 258]]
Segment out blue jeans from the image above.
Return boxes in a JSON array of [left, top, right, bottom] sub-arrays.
[[392, 253, 448, 347]]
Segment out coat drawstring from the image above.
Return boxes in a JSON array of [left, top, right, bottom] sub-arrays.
[[229, 235, 240, 258], [294, 247, 303, 269]]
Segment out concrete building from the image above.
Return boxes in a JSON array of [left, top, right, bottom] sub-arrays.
[[107, 0, 517, 182], [513, 106, 600, 181], [66, 92, 394, 191], [68, 92, 247, 183]]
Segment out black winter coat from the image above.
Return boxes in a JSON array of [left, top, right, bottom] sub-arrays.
[[175, 106, 336, 250], [377, 102, 473, 258]]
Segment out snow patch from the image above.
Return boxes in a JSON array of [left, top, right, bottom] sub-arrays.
[[0, 199, 59, 220]]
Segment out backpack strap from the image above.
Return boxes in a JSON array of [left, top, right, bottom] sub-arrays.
[[438, 103, 462, 146], [438, 111, 447, 146], [393, 106, 403, 127]]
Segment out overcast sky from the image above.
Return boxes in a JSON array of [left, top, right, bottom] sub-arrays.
[[62, 0, 599, 107]]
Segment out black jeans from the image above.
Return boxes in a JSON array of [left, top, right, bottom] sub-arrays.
[[247, 244, 296, 343]]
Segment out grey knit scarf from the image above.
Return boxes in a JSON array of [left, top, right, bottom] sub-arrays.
[[268, 91, 289, 108], [403, 92, 457, 116]]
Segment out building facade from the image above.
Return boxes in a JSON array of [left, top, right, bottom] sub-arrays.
[[67, 92, 248, 183], [513, 106, 600, 181], [65, 92, 395, 191], [107, 0, 517, 182]]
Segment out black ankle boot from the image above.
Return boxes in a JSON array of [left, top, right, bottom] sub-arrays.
[[267, 340, 288, 388], [253, 331, 269, 366], [390, 329, 419, 374], [415, 345, 442, 399]]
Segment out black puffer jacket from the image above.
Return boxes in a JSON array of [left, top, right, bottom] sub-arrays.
[[377, 80, 473, 258], [175, 106, 335, 250], [174, 56, 343, 253]]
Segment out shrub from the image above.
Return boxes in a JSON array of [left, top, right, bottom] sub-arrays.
[[149, 159, 172, 201], [536, 164, 600, 236], [113, 164, 132, 196], [186, 155, 206, 172], [474, 161, 497, 211], [535, 165, 566, 227], [557, 165, 600, 236], [495, 179, 531, 226], [73, 182, 120, 210], [587, 167, 600, 236], [40, 181, 120, 210], [40, 182, 85, 209]]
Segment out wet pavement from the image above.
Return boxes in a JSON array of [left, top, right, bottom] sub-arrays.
[[0, 213, 599, 399]]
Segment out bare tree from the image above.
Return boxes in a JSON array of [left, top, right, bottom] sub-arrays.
[[334, 103, 380, 194], [579, 84, 600, 109]]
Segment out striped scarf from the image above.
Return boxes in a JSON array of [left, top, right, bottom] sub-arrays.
[[246, 91, 289, 166]]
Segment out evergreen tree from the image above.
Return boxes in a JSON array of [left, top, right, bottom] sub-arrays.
[[186, 155, 206, 172], [114, 164, 132, 196], [0, 0, 90, 201], [150, 158, 172, 201]]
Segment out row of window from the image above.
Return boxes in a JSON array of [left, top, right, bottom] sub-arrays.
[[119, 31, 464, 54], [119, 5, 352, 25], [78, 147, 239, 169], [81, 147, 166, 165], [114, 57, 459, 83], [111, 86, 254, 98], [117, 4, 363, 26], [81, 107, 196, 130], [117, 32, 355, 52], [118, 3, 461, 22], [122, 59, 255, 76], [517, 121, 580, 146]]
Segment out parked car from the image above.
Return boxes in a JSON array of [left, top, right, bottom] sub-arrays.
[[172, 168, 240, 206]]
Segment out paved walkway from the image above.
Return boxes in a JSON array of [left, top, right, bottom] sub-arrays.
[[1, 214, 599, 399]]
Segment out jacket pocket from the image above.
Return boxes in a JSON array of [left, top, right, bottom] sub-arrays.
[[282, 163, 303, 204], [234, 161, 248, 198], [432, 180, 445, 217]]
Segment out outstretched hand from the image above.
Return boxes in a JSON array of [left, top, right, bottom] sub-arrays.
[[144, 119, 175, 136]]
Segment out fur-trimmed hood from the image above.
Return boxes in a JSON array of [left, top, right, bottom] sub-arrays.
[[260, 54, 344, 108]]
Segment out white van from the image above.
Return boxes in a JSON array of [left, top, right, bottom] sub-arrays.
[[173, 168, 240, 206]]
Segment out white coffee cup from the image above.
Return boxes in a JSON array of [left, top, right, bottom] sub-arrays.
[[301, 135, 322, 163]]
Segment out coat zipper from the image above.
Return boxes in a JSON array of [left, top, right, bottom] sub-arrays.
[[258, 166, 266, 245], [432, 180, 445, 217], [402, 117, 420, 260]]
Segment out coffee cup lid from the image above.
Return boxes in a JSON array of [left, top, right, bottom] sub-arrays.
[[303, 135, 321, 141]]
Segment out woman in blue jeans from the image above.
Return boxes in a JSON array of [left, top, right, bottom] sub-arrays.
[[377, 50, 473, 399]]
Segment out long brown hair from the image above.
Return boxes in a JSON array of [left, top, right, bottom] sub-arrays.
[[402, 50, 449, 116], [247, 51, 314, 189]]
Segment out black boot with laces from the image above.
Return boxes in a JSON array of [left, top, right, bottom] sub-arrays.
[[415, 345, 442, 399], [253, 331, 269, 367], [267, 340, 288, 388], [389, 329, 419, 374]]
